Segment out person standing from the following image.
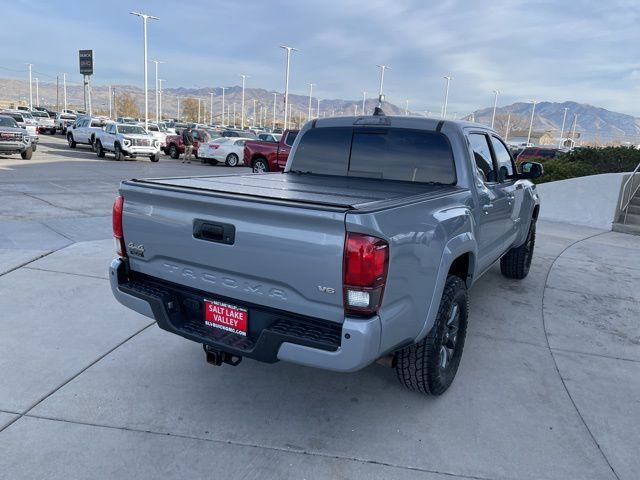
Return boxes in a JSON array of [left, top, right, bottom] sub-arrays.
[[182, 126, 194, 164]]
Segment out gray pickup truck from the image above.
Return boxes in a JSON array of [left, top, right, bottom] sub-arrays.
[[110, 115, 542, 395]]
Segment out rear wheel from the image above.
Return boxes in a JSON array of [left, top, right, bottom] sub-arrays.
[[67, 134, 76, 148], [225, 153, 239, 167], [395, 275, 468, 395], [500, 221, 536, 279], [169, 144, 179, 159], [21, 147, 33, 160], [252, 157, 269, 173], [95, 140, 105, 158]]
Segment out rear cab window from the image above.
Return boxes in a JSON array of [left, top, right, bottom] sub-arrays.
[[292, 127, 456, 184]]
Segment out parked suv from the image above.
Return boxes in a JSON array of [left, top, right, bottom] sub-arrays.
[[0, 114, 33, 159], [0, 110, 39, 151], [67, 116, 108, 149]]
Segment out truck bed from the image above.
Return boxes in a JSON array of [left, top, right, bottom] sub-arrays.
[[127, 172, 463, 211]]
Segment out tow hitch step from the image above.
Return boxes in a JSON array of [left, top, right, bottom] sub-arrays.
[[203, 345, 243, 366]]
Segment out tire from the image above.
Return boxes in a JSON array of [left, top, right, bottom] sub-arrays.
[[225, 153, 239, 167], [21, 147, 33, 160], [90, 135, 96, 151], [95, 140, 105, 158], [50, 128, 56, 135], [114, 143, 124, 161], [252, 157, 269, 173], [169, 144, 179, 159], [31, 143, 37, 152], [500, 221, 536, 279], [208, 159, 219, 166], [395, 275, 468, 396], [67, 134, 76, 148], [149, 153, 160, 162]]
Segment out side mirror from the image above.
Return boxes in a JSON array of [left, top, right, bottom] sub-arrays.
[[519, 161, 543, 179]]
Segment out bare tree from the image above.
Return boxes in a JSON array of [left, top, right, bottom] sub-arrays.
[[116, 93, 140, 118], [181, 98, 199, 122]]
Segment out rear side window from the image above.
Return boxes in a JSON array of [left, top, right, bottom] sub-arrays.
[[284, 131, 298, 146], [293, 127, 456, 184]]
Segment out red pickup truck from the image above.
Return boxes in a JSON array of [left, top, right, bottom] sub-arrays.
[[243, 129, 299, 172], [163, 129, 211, 159]]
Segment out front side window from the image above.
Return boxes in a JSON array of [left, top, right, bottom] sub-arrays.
[[469, 133, 496, 183], [490, 136, 515, 180]]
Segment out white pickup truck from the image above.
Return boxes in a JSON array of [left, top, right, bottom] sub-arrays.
[[66, 116, 109, 150], [94, 123, 161, 162]]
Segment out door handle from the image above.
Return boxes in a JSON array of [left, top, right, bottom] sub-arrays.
[[482, 204, 493, 214]]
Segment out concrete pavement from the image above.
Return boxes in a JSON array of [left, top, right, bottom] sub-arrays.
[[0, 136, 638, 479]]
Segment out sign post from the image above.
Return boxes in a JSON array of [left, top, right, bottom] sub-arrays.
[[79, 50, 94, 115]]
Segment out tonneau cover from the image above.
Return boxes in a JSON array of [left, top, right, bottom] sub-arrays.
[[130, 172, 461, 210]]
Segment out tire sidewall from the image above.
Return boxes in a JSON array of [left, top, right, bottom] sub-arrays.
[[226, 153, 239, 167]]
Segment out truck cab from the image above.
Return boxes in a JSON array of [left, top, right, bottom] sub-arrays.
[[243, 129, 299, 172]]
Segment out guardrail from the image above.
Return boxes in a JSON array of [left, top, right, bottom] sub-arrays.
[[619, 161, 640, 224]]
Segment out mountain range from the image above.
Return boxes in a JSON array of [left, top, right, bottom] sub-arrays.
[[1, 77, 638, 143]]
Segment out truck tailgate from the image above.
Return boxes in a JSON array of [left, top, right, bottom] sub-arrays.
[[119, 182, 348, 323]]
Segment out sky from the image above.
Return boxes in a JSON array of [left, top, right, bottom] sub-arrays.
[[1, 0, 640, 116]]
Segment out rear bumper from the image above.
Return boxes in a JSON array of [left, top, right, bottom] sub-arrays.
[[109, 257, 381, 372]]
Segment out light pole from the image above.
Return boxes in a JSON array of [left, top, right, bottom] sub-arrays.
[[362, 91, 366, 115], [35, 77, 39, 107], [570, 114, 578, 148], [220, 87, 226, 126], [280, 45, 298, 130], [62, 72, 67, 112], [307, 83, 314, 121], [442, 75, 452, 119], [272, 92, 277, 129], [491, 90, 499, 129], [130, 11, 159, 130], [317, 98, 320, 118], [233, 102, 237, 128], [27, 64, 32, 109], [158, 79, 164, 121], [210, 92, 214, 125], [239, 74, 248, 129], [375, 64, 389, 106], [526, 100, 538, 146], [151, 60, 164, 123], [405, 99, 409, 115], [354, 105, 358, 115], [559, 107, 568, 148], [505, 113, 511, 141]]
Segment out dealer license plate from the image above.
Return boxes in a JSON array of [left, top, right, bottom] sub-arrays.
[[203, 299, 248, 336]]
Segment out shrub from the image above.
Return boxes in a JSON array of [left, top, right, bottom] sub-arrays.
[[531, 147, 640, 184]]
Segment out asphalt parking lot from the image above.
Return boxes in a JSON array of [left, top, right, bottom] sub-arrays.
[[1, 135, 639, 480]]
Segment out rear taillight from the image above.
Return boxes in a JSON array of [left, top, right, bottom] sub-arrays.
[[212, 144, 220, 149], [343, 232, 389, 316], [112, 195, 127, 257]]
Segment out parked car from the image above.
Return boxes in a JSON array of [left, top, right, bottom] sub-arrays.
[[221, 129, 258, 139], [145, 123, 169, 149], [30, 110, 56, 134], [66, 116, 109, 149], [0, 114, 33, 159], [517, 147, 566, 161], [109, 115, 543, 395], [243, 129, 299, 172], [116, 117, 139, 124], [94, 123, 160, 162], [272, 127, 283, 134], [257, 133, 282, 143], [55, 112, 77, 134], [163, 129, 211, 159], [198, 137, 253, 166], [1, 110, 39, 151]]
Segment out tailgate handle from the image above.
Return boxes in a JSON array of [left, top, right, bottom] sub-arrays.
[[193, 220, 235, 245]]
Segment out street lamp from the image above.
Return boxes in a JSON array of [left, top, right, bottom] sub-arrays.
[[280, 45, 298, 130], [405, 99, 409, 116], [220, 87, 227, 126], [26, 64, 32, 109], [317, 98, 320, 119], [491, 90, 499, 129], [307, 83, 314, 121], [526, 100, 538, 146], [362, 91, 366, 115], [130, 11, 159, 130], [151, 60, 164, 123], [559, 107, 568, 148], [210, 92, 214, 125], [442, 75, 452, 119], [62, 73, 67, 112], [239, 74, 248, 129], [272, 92, 277, 129], [158, 79, 164, 121], [375, 64, 389, 107], [35, 77, 39, 107]]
